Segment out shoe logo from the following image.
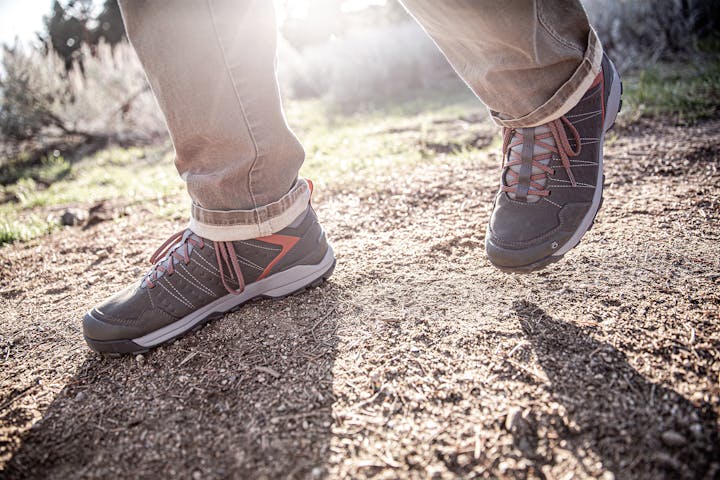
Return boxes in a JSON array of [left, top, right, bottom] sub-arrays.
[[254, 234, 300, 280]]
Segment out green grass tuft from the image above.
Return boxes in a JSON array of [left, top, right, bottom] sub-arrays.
[[621, 58, 720, 124], [0, 213, 59, 245]]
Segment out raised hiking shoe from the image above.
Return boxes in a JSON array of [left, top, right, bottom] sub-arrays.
[[485, 53, 622, 272], [83, 203, 335, 354]]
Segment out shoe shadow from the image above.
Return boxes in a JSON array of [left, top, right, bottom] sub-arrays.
[[4, 283, 342, 479], [510, 300, 719, 479]]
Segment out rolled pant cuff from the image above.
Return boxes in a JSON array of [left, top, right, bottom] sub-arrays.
[[188, 178, 311, 241], [491, 29, 604, 129]]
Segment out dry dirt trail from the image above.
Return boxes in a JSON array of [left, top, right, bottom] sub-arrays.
[[1, 118, 719, 479]]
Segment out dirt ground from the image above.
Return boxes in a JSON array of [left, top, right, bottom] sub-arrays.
[[1, 117, 719, 479]]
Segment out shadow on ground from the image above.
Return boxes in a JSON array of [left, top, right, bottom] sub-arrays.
[[4, 283, 342, 479], [511, 300, 720, 479]]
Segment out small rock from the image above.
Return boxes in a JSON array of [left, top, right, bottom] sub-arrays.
[[74, 391, 87, 402], [505, 406, 522, 431], [192, 470, 202, 480], [311, 467, 324, 478], [689, 423, 703, 440], [135, 354, 145, 365], [661, 430, 686, 448], [60, 208, 87, 226], [653, 452, 682, 471]]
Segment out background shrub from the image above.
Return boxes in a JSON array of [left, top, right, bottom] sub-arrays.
[[0, 0, 717, 160], [0, 41, 164, 146]]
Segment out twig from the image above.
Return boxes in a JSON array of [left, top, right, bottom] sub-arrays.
[[178, 351, 198, 367], [255, 365, 281, 378]]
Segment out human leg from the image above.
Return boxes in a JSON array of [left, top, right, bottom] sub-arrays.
[[400, 0, 621, 271], [84, 0, 334, 353]]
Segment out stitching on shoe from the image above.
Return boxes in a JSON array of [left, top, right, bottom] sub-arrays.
[[158, 281, 194, 310], [160, 279, 195, 309], [176, 266, 215, 297], [236, 255, 264, 271], [237, 240, 281, 252], [195, 253, 220, 273], [146, 288, 156, 309], [193, 257, 219, 278], [543, 197, 562, 208]]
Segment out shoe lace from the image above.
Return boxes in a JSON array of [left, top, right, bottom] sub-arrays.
[[501, 116, 582, 198], [144, 229, 246, 295]]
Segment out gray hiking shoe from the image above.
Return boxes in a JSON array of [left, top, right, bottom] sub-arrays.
[[83, 202, 335, 354], [485, 54, 622, 272]]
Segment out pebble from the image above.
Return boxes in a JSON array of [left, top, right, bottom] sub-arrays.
[[504, 406, 522, 431], [653, 452, 682, 471], [135, 354, 145, 365], [660, 430, 686, 447], [74, 391, 87, 402], [59, 208, 87, 226], [689, 423, 703, 440]]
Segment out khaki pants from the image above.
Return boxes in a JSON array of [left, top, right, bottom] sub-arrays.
[[119, 0, 602, 241]]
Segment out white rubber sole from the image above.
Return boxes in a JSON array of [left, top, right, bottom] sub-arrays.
[[131, 246, 335, 348], [553, 61, 622, 257]]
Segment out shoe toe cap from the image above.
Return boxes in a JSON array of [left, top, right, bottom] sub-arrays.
[[83, 308, 139, 342], [485, 235, 560, 272]]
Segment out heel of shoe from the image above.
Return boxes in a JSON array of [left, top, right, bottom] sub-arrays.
[[604, 61, 623, 133], [262, 245, 336, 298]]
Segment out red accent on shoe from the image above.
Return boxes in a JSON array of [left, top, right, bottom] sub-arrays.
[[255, 234, 301, 280], [307, 178, 314, 206]]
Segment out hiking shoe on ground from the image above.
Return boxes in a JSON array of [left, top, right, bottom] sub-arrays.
[[485, 53, 622, 272], [83, 203, 335, 354]]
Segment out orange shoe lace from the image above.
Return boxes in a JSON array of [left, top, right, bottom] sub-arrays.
[[501, 116, 582, 198]]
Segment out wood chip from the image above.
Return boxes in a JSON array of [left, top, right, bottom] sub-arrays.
[[254, 366, 281, 378]]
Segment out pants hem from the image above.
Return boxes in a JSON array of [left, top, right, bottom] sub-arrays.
[[492, 29, 604, 128], [188, 178, 311, 241]]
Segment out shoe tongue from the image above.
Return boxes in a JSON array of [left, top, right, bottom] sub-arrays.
[[506, 125, 554, 202]]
